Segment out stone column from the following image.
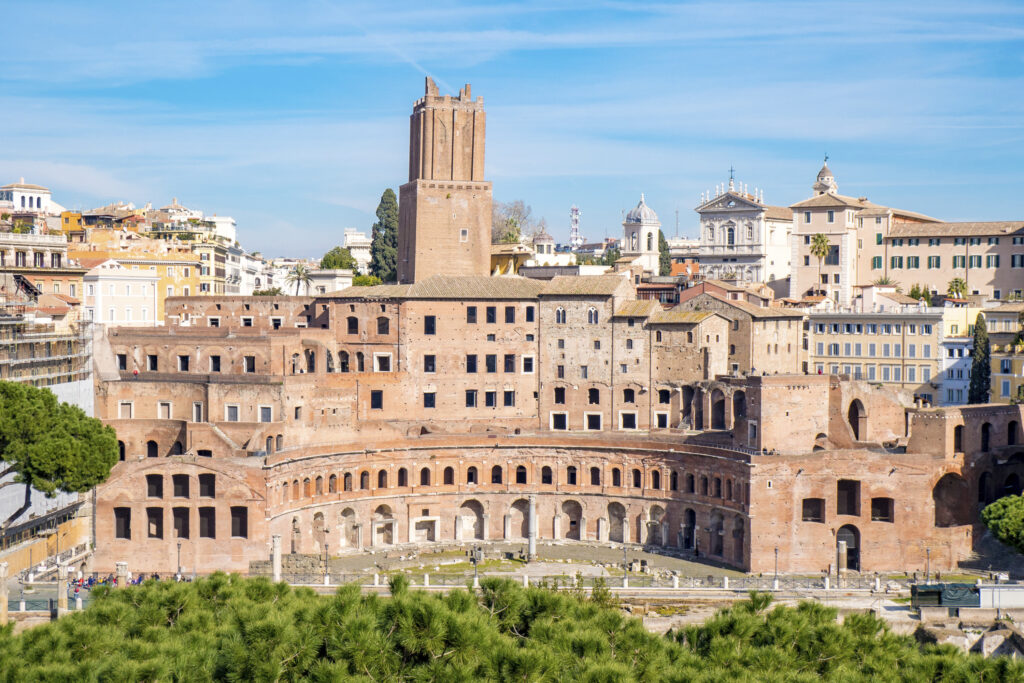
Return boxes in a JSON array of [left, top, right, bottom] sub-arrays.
[[481, 514, 490, 541], [552, 514, 561, 540], [701, 391, 712, 430], [724, 392, 735, 430], [578, 516, 587, 541], [57, 564, 68, 615], [503, 514, 511, 540], [271, 535, 282, 583], [0, 562, 8, 626], [355, 524, 363, 550], [597, 518, 608, 543], [115, 562, 128, 588], [527, 495, 537, 560], [622, 519, 630, 545], [660, 523, 668, 547], [454, 515, 463, 541]]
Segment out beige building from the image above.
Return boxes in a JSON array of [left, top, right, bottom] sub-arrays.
[[83, 259, 160, 326], [789, 162, 937, 305], [876, 222, 1024, 300], [397, 78, 491, 283]]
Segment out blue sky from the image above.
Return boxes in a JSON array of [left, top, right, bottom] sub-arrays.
[[2, 1, 1023, 256]]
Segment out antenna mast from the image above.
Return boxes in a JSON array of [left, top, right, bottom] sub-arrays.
[[569, 205, 583, 249]]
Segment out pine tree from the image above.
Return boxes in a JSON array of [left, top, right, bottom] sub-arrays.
[[968, 312, 990, 404], [370, 189, 398, 283], [658, 230, 671, 276]]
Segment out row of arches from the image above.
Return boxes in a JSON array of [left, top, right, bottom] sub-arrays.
[[275, 463, 746, 508], [285, 498, 747, 566]]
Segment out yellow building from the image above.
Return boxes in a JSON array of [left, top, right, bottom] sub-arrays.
[[992, 344, 1024, 404], [193, 241, 228, 294], [68, 231, 201, 323]]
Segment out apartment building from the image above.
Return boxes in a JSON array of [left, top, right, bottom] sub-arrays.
[[82, 259, 161, 326]]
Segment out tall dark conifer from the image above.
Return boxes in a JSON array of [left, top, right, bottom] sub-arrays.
[[370, 188, 398, 283], [968, 312, 990, 404]]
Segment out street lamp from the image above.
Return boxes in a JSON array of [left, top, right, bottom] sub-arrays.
[[623, 545, 628, 586], [471, 546, 483, 586], [774, 547, 779, 580], [324, 543, 329, 584], [176, 541, 182, 578]]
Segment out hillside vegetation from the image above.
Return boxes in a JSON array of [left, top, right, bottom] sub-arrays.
[[0, 574, 1020, 681]]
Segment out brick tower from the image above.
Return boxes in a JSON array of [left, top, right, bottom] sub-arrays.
[[397, 78, 492, 283]]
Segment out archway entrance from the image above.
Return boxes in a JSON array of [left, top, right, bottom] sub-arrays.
[[837, 524, 860, 571], [607, 502, 625, 543], [848, 399, 866, 441], [732, 517, 745, 566], [339, 508, 357, 548], [509, 499, 529, 539], [373, 505, 395, 546], [710, 390, 726, 430], [562, 500, 582, 540], [459, 500, 485, 540], [683, 509, 696, 550], [1004, 473, 1022, 497], [646, 505, 666, 545]]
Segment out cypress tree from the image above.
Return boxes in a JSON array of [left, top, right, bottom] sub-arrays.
[[370, 188, 398, 283], [968, 312, 991, 404], [658, 230, 671, 276]]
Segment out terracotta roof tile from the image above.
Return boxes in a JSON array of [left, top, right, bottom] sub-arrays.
[[650, 310, 715, 324], [540, 275, 631, 296], [888, 221, 1024, 238], [612, 300, 660, 318], [328, 275, 545, 300]]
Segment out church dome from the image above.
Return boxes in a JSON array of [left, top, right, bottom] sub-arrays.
[[625, 193, 659, 223], [532, 230, 554, 245], [817, 163, 833, 181]]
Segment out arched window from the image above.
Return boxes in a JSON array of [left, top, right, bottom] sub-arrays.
[[727, 227, 735, 245], [276, 435, 283, 451], [587, 307, 598, 325], [359, 471, 369, 490], [590, 466, 600, 485], [670, 471, 679, 491], [303, 478, 312, 497], [623, 388, 635, 403], [343, 472, 352, 491], [516, 465, 527, 484], [632, 469, 642, 488], [981, 422, 991, 452], [686, 331, 693, 343], [398, 468, 408, 486], [328, 474, 337, 493], [491, 465, 503, 484], [700, 476, 709, 495], [953, 425, 964, 452], [686, 473, 695, 493], [292, 480, 299, 500], [339, 351, 350, 373], [420, 467, 431, 486], [555, 307, 566, 324], [443, 467, 454, 485], [315, 476, 323, 495], [567, 466, 577, 485], [378, 469, 388, 488], [714, 477, 722, 498], [707, 227, 714, 241], [118, 441, 126, 461], [356, 352, 365, 372], [466, 466, 478, 484], [265, 436, 273, 453], [541, 466, 553, 484], [726, 479, 733, 500], [346, 316, 358, 335], [147, 440, 158, 458], [282, 481, 288, 501], [377, 317, 389, 335], [651, 470, 661, 489], [647, 232, 654, 251]]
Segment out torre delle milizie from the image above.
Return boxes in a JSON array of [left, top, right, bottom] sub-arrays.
[[93, 79, 1024, 576]]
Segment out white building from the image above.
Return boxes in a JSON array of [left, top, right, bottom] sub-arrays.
[[621, 194, 660, 274], [527, 231, 575, 267], [83, 259, 160, 326], [343, 228, 372, 273], [309, 269, 353, 295], [0, 178, 62, 215], [695, 177, 792, 283]]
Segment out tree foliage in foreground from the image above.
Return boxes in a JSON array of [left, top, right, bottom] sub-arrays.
[[320, 246, 358, 271], [0, 576, 1020, 681], [0, 381, 118, 532], [982, 495, 1024, 554]]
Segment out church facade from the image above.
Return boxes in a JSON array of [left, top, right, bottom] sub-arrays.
[[695, 177, 792, 284]]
